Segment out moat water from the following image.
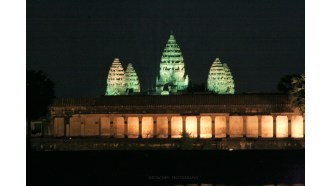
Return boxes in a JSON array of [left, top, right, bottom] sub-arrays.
[[27, 150, 304, 186]]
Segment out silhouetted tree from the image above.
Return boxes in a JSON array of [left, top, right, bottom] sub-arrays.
[[180, 132, 194, 150], [27, 70, 55, 150], [290, 74, 305, 114], [277, 74, 305, 114], [277, 74, 300, 93]]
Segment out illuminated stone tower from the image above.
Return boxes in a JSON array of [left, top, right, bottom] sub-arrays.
[[207, 58, 235, 94], [156, 34, 189, 94], [223, 63, 235, 94], [105, 58, 126, 96], [125, 63, 140, 93]]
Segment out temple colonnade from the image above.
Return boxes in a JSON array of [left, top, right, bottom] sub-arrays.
[[53, 114, 304, 139]]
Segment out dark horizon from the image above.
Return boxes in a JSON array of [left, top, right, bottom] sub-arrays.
[[27, 0, 304, 98]]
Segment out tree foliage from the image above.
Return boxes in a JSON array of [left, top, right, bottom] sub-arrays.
[[27, 70, 55, 150], [27, 70, 55, 121], [289, 74, 305, 114], [180, 132, 194, 150], [277, 74, 301, 93], [277, 74, 305, 114]]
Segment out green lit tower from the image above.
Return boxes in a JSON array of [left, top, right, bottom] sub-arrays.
[[207, 58, 235, 94], [156, 34, 189, 94], [223, 63, 235, 94], [105, 58, 126, 96], [125, 63, 140, 93]]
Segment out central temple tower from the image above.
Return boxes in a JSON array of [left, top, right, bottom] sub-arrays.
[[155, 34, 189, 94]]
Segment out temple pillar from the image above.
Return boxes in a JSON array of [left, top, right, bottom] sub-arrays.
[[142, 117, 153, 138], [110, 116, 114, 138], [171, 116, 183, 138], [98, 118, 101, 137], [64, 117, 70, 137], [243, 116, 247, 138], [182, 116, 186, 136], [226, 115, 230, 138], [246, 116, 258, 138], [100, 117, 110, 137], [288, 115, 292, 138], [153, 116, 157, 138], [291, 115, 304, 138], [273, 115, 277, 138], [80, 118, 85, 137], [276, 115, 288, 138], [168, 116, 172, 138], [50, 117, 55, 136], [138, 116, 142, 139], [229, 116, 244, 138], [124, 116, 128, 138], [156, 116, 168, 138], [197, 116, 201, 138], [211, 116, 215, 138], [303, 115, 305, 138], [258, 115, 262, 139]]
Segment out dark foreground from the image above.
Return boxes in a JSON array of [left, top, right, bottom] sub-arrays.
[[27, 150, 304, 186]]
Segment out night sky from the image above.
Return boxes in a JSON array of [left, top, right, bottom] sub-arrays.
[[27, 0, 304, 98]]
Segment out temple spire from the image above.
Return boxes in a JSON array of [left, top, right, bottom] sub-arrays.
[[105, 58, 126, 96], [125, 63, 140, 93], [207, 58, 235, 94], [155, 34, 189, 94]]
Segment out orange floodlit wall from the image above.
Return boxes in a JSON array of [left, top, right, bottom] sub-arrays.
[[229, 116, 243, 137], [215, 116, 226, 138], [291, 115, 304, 138], [84, 117, 99, 136], [171, 116, 183, 138], [114, 117, 125, 138], [276, 116, 288, 138], [200, 116, 212, 138], [246, 116, 258, 138], [157, 116, 168, 138], [261, 116, 273, 138], [142, 117, 153, 138], [54, 117, 65, 137], [59, 113, 304, 140], [127, 117, 139, 138], [70, 117, 81, 136], [100, 117, 111, 136], [186, 116, 197, 138]]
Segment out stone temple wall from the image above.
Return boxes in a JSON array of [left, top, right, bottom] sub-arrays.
[[52, 114, 304, 140]]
